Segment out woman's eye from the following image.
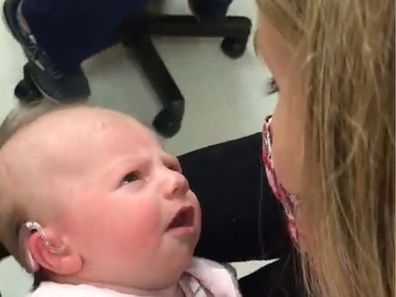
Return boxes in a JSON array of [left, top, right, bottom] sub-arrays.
[[266, 78, 280, 95], [120, 172, 139, 186]]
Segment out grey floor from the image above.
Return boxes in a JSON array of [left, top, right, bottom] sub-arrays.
[[0, 0, 277, 296]]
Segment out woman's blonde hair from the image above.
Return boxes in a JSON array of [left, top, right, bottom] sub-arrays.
[[257, 1, 394, 297]]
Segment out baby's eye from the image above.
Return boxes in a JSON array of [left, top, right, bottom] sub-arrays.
[[120, 172, 139, 186], [266, 78, 279, 95]]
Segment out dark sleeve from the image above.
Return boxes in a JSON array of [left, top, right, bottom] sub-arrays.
[[0, 244, 9, 261], [179, 133, 292, 263]]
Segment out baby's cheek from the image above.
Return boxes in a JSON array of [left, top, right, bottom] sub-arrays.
[[59, 195, 162, 261], [108, 199, 162, 257]]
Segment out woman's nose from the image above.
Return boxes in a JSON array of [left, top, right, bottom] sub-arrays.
[[162, 170, 190, 199]]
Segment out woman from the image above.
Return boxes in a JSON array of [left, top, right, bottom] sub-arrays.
[[181, 0, 394, 297]]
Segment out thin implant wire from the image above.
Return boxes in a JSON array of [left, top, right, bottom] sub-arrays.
[[25, 221, 65, 254]]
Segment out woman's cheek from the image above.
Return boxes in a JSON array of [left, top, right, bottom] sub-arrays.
[[271, 96, 304, 195]]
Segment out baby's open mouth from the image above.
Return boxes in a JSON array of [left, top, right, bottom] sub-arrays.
[[167, 206, 195, 230]]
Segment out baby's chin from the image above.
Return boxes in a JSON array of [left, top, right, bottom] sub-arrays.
[[157, 245, 196, 284], [123, 256, 193, 291]]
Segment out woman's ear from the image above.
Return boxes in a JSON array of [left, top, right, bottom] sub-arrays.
[[28, 228, 82, 276]]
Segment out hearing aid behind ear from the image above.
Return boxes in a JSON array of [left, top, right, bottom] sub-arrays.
[[18, 222, 39, 273], [18, 221, 66, 273]]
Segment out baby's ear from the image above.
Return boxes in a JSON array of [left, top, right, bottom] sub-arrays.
[[28, 228, 82, 276]]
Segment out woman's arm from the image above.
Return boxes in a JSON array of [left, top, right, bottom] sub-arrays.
[[179, 133, 292, 263]]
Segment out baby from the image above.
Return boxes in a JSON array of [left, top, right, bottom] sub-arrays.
[[0, 101, 240, 297]]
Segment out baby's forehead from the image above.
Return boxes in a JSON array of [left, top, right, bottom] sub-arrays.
[[30, 107, 143, 136], [6, 107, 151, 148], [0, 107, 156, 181]]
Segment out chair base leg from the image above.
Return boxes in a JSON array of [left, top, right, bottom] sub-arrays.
[[129, 35, 184, 138], [120, 15, 252, 138]]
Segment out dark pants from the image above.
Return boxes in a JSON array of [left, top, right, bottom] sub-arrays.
[[21, 0, 149, 72], [21, 0, 233, 72], [179, 133, 306, 297]]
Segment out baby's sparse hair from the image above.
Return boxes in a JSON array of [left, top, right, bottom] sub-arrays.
[[0, 100, 86, 263], [0, 100, 92, 289]]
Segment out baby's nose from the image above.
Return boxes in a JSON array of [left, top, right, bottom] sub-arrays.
[[163, 171, 190, 199]]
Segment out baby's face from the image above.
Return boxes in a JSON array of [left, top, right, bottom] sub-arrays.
[[5, 108, 201, 290]]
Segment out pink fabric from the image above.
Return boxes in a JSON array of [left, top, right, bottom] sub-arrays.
[[184, 258, 240, 297], [27, 257, 241, 297]]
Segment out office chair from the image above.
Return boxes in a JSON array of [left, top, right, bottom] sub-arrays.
[[14, 13, 251, 138]]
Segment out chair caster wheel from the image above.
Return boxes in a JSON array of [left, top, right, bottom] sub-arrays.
[[153, 109, 182, 138], [15, 78, 43, 103], [15, 63, 43, 103], [221, 37, 247, 59]]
